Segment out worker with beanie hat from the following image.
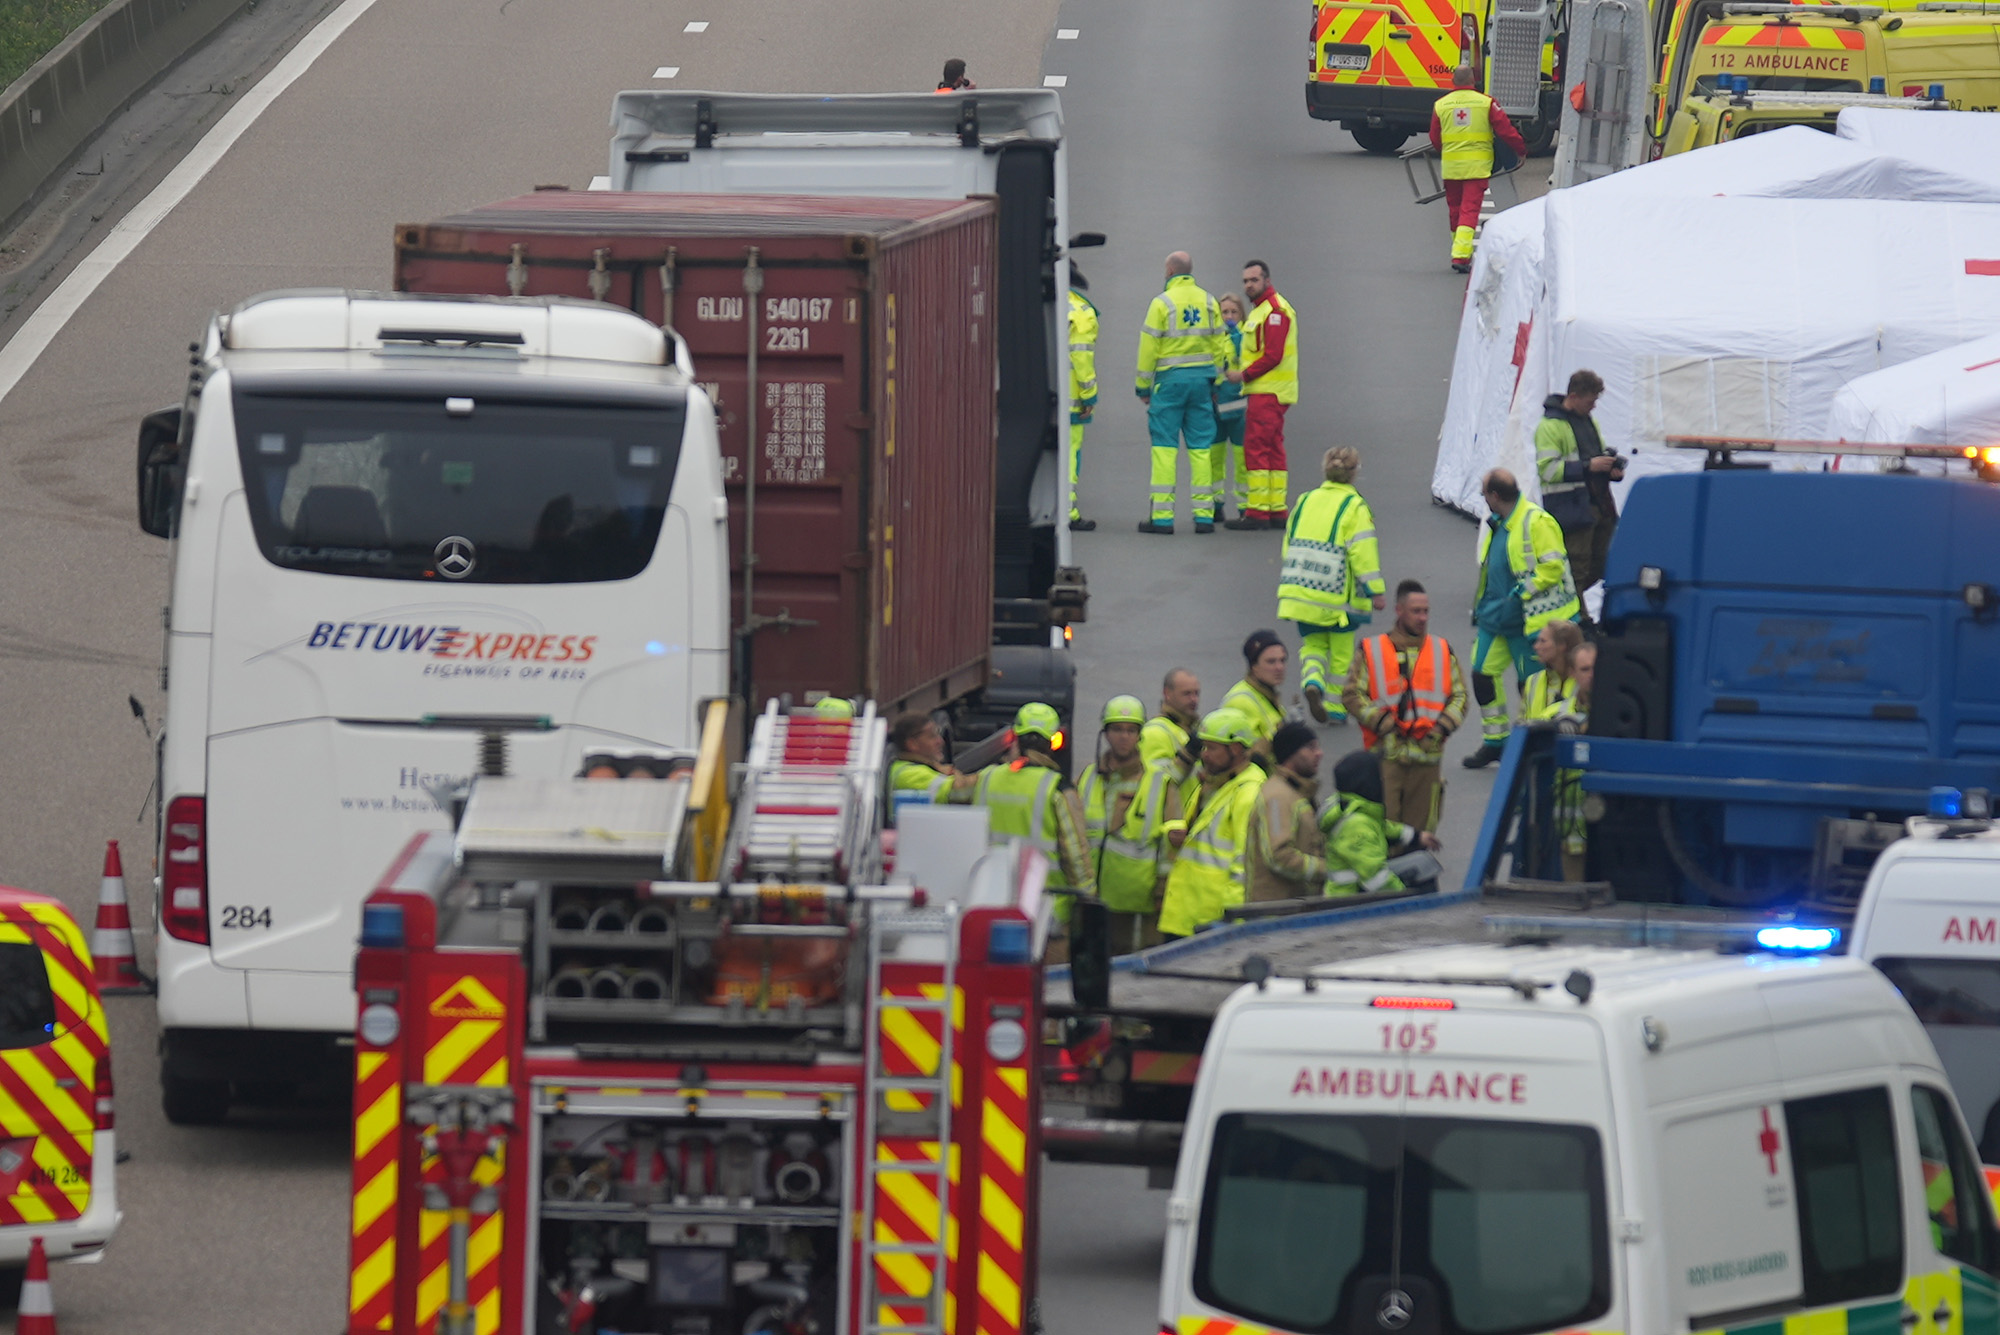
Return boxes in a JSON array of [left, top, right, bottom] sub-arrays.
[[1220, 628, 1289, 768], [1246, 720, 1330, 902], [1323, 750, 1442, 895]]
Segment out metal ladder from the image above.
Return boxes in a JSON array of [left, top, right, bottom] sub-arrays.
[[724, 699, 887, 883], [857, 903, 959, 1335]]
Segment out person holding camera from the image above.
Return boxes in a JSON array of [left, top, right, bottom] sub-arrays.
[[1536, 369, 1623, 619]]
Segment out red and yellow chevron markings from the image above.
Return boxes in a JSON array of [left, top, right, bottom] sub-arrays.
[[0, 903, 104, 1227]]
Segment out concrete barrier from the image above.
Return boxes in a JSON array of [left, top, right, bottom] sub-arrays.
[[0, 0, 248, 232]]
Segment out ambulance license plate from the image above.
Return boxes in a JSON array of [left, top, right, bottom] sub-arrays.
[[1324, 46, 1371, 70]]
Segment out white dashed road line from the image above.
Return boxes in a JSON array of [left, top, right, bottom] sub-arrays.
[[684, 20, 708, 32], [654, 65, 680, 78], [1043, 74, 1068, 87]]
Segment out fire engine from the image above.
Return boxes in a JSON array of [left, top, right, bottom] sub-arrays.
[[344, 699, 1059, 1335]]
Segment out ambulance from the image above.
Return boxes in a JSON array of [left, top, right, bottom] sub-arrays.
[[1161, 943, 2000, 1335], [0, 888, 117, 1301], [1852, 797, 2000, 1164], [134, 290, 725, 1124], [1655, 2, 2000, 144], [1660, 86, 1944, 153]]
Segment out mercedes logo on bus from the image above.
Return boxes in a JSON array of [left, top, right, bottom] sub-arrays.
[[1376, 1290, 1414, 1331], [434, 535, 476, 580]]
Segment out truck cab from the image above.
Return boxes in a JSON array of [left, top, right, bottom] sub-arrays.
[[1852, 804, 2000, 1160], [1162, 943, 2000, 1335]]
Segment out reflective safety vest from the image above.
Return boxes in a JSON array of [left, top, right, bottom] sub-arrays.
[[1136, 275, 1226, 392], [1358, 634, 1458, 750], [1278, 484, 1382, 625], [1241, 289, 1299, 404], [1435, 87, 1500, 180], [1068, 288, 1099, 421], [1158, 764, 1264, 937], [1141, 713, 1200, 816], [887, 756, 952, 825], [1524, 668, 1575, 721], [1080, 761, 1160, 913], [1475, 499, 1580, 633], [1220, 679, 1286, 751], [972, 761, 1079, 890]]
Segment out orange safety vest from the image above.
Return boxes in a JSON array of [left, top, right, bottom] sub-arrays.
[[1358, 634, 1456, 749]]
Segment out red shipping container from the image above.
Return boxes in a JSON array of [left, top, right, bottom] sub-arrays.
[[394, 191, 997, 716]]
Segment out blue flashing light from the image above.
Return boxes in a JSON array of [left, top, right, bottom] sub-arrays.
[[361, 902, 406, 950], [1870, 76, 1886, 93], [988, 919, 1031, 964], [645, 640, 668, 656], [1734, 75, 1751, 94], [1929, 83, 1946, 101], [1931, 786, 1965, 820], [1756, 925, 1839, 952]]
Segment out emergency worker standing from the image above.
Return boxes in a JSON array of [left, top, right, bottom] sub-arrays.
[[1157, 710, 1265, 939], [1142, 667, 1204, 820], [948, 703, 1095, 896], [1136, 252, 1228, 535], [1555, 642, 1595, 882], [935, 58, 976, 91], [1211, 293, 1249, 522], [1083, 696, 1179, 952], [1245, 721, 1329, 901], [1277, 448, 1386, 725], [1428, 67, 1526, 274], [1223, 261, 1299, 528], [886, 712, 955, 820], [1523, 620, 1583, 721], [1067, 268, 1100, 532], [1535, 369, 1623, 610], [1463, 468, 1578, 769], [1221, 630, 1289, 766], [1341, 580, 1466, 831]]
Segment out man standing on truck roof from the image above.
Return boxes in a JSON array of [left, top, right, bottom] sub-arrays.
[[1157, 710, 1265, 938], [1068, 267, 1099, 532], [1222, 261, 1299, 529], [1463, 468, 1579, 769], [1342, 579, 1466, 833], [886, 712, 955, 821], [1277, 448, 1386, 725], [947, 703, 1095, 898], [1535, 369, 1623, 621], [1082, 695, 1175, 953], [1429, 66, 1527, 274], [1136, 252, 1229, 535], [1246, 721, 1331, 902]]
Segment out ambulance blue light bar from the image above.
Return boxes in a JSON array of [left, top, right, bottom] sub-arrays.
[[1754, 926, 1839, 952], [1930, 786, 1994, 820]]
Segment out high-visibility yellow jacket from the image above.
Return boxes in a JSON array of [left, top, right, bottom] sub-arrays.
[[1220, 679, 1286, 759], [1474, 500, 1580, 633], [1432, 87, 1518, 180], [969, 756, 1095, 895], [1068, 288, 1098, 423], [1524, 668, 1576, 721], [1241, 289, 1299, 404], [887, 755, 952, 825], [1278, 482, 1386, 627], [1158, 763, 1264, 936], [1135, 274, 1227, 393], [1141, 711, 1201, 816], [1081, 755, 1172, 914]]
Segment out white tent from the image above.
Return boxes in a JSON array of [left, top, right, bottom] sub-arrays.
[[1825, 330, 2000, 448], [1431, 123, 2000, 515], [1837, 108, 2000, 191]]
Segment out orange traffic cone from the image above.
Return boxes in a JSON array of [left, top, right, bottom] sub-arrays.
[[17, 1235, 56, 1334], [91, 841, 146, 994]]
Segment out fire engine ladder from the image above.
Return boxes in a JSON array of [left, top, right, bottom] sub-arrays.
[[858, 903, 959, 1335], [722, 699, 888, 885]]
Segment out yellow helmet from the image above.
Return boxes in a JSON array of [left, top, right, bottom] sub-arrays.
[[1101, 695, 1147, 727], [814, 697, 855, 721], [1013, 702, 1061, 740], [1197, 708, 1254, 747]]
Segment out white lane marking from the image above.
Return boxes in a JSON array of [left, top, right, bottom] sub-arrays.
[[684, 20, 708, 32], [653, 65, 680, 78], [588, 176, 612, 191], [1056, 27, 1080, 38], [1043, 74, 1068, 87], [0, 0, 386, 411]]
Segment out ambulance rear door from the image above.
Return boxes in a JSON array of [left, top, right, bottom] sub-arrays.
[[1313, 0, 1468, 107], [0, 898, 104, 1230], [1854, 852, 2000, 1158]]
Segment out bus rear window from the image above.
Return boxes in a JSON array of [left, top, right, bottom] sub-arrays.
[[1193, 1112, 1610, 1335], [1874, 957, 2000, 1027], [231, 393, 686, 584], [0, 940, 58, 1050]]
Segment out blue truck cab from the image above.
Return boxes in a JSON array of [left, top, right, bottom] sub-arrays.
[[1547, 469, 2000, 908]]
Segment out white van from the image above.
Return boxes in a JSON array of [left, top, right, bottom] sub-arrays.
[[1162, 944, 2000, 1335], [1852, 815, 2000, 1162], [135, 291, 727, 1123]]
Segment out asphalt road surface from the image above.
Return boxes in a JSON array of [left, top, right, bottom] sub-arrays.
[[0, 0, 1541, 1325]]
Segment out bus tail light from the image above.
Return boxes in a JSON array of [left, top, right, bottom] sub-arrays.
[[162, 796, 209, 945]]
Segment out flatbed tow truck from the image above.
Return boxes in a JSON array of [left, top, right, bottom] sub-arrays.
[[1044, 447, 2000, 1174]]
